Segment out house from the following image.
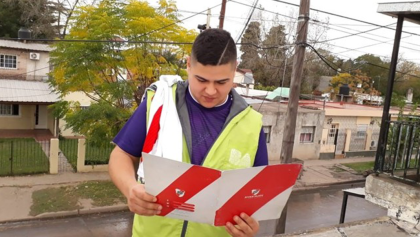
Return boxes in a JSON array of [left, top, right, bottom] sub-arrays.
[[234, 68, 254, 89], [247, 100, 325, 162], [0, 39, 59, 138], [297, 100, 404, 159]]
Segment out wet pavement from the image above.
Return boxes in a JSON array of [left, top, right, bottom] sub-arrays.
[[0, 184, 387, 237], [0, 211, 133, 237]]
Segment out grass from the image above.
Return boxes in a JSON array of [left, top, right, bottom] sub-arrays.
[[0, 138, 49, 176], [30, 186, 80, 216], [85, 142, 114, 165], [343, 161, 375, 174], [59, 139, 114, 169], [30, 180, 126, 216]]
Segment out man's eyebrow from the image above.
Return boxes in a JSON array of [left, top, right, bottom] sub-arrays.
[[195, 75, 229, 82]]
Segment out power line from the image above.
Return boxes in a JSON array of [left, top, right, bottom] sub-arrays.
[[317, 23, 395, 44], [230, 0, 294, 20], [137, 1, 226, 38], [269, 0, 420, 37], [311, 22, 420, 53], [236, 0, 259, 43], [306, 43, 420, 79]]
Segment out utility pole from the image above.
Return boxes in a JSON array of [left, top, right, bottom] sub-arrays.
[[219, 0, 227, 29], [276, 0, 310, 234], [207, 8, 211, 29]]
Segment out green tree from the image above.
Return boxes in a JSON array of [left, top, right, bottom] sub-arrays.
[[0, 0, 65, 39], [353, 54, 389, 94], [49, 0, 197, 145], [239, 21, 263, 82], [260, 25, 288, 87]]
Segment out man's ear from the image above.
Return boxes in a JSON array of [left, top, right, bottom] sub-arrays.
[[186, 56, 191, 71]]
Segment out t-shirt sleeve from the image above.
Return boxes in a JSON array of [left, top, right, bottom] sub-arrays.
[[253, 128, 269, 167], [113, 99, 147, 158]]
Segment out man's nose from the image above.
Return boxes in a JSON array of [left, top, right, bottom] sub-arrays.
[[205, 83, 217, 95]]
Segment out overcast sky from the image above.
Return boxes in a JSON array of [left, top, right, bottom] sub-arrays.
[[148, 0, 420, 64]]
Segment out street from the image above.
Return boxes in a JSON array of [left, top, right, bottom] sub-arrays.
[[0, 184, 386, 237]]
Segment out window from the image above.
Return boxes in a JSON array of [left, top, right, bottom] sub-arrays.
[[0, 54, 17, 69], [300, 126, 315, 143], [329, 124, 338, 138], [357, 124, 368, 138], [0, 104, 19, 116], [262, 126, 271, 143]]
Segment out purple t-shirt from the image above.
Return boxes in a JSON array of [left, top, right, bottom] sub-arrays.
[[113, 88, 268, 166]]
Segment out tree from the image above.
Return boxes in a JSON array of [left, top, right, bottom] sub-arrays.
[[0, 1, 24, 38], [1, 0, 64, 39], [260, 25, 288, 87], [328, 70, 379, 95], [49, 0, 197, 145], [353, 54, 389, 94], [239, 21, 261, 69]]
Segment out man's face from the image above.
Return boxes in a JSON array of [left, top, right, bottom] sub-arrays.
[[187, 57, 236, 108]]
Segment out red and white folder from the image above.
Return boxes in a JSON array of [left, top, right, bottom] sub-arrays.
[[143, 153, 302, 226]]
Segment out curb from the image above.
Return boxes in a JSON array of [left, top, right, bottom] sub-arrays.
[[0, 205, 129, 225], [293, 178, 366, 192]]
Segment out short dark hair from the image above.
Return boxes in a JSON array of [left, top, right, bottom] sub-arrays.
[[191, 29, 237, 66]]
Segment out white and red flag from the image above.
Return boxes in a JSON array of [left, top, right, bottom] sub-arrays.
[[143, 153, 302, 226]]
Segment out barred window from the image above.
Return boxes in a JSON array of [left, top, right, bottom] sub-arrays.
[[357, 124, 368, 138], [263, 126, 271, 143], [0, 104, 19, 116], [0, 54, 17, 69], [300, 126, 315, 143]]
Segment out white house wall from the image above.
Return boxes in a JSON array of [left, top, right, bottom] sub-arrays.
[[261, 107, 324, 161], [25, 52, 50, 81], [59, 92, 94, 137]]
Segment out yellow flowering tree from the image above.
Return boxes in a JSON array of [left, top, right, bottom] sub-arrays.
[[49, 0, 197, 145]]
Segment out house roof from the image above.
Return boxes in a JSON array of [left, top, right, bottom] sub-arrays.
[[0, 39, 53, 52], [0, 79, 59, 103], [266, 87, 290, 100], [378, 2, 420, 24]]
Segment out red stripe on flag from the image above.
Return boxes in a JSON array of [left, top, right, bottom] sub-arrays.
[[173, 201, 195, 208], [214, 164, 301, 226], [156, 166, 220, 216], [141, 105, 163, 162]]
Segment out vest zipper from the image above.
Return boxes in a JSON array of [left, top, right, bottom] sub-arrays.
[[180, 220, 188, 237]]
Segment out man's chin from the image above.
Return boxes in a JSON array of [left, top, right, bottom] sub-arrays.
[[198, 100, 218, 108]]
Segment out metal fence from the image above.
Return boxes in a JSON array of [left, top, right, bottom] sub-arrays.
[[375, 115, 420, 182], [85, 140, 115, 166], [0, 139, 49, 176]]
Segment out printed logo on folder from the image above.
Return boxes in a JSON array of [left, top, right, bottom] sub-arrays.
[[143, 153, 301, 226]]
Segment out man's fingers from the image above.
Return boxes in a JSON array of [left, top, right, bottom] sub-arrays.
[[233, 215, 252, 234], [239, 213, 259, 232], [138, 200, 162, 212], [225, 222, 243, 237]]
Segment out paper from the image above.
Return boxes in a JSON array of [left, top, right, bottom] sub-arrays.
[[143, 152, 301, 226]]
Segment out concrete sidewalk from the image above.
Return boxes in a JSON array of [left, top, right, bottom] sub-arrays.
[[0, 157, 375, 223]]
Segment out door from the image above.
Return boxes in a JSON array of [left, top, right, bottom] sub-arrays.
[[35, 105, 48, 129]]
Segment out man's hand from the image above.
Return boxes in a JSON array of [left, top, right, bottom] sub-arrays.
[[127, 183, 162, 216], [225, 213, 259, 237]]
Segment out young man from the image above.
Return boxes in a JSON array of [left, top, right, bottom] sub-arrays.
[[109, 29, 268, 237]]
